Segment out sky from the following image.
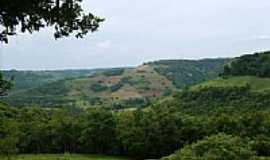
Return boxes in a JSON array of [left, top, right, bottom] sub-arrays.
[[1, 0, 270, 70]]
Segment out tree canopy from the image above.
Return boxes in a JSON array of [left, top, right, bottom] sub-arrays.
[[0, 74, 11, 96], [0, 0, 104, 43], [164, 133, 255, 160], [223, 51, 270, 77]]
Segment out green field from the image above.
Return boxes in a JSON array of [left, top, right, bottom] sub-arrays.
[[0, 154, 127, 160], [191, 76, 270, 92]]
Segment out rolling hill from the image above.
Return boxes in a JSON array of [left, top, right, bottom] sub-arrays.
[[1, 58, 229, 108], [159, 51, 270, 115], [2, 69, 104, 93]]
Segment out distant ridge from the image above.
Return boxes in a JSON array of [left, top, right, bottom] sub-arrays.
[[1, 58, 230, 108]]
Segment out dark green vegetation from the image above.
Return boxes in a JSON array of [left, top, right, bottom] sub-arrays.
[[1, 93, 270, 159], [1, 51, 270, 160], [1, 58, 228, 108], [1, 154, 126, 160], [0, 73, 12, 96], [0, 0, 104, 43], [2, 69, 100, 93], [223, 51, 270, 77], [162, 133, 255, 160]]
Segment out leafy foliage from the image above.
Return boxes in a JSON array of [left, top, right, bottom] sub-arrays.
[[90, 83, 108, 92], [4, 154, 127, 160], [0, 0, 104, 43], [163, 133, 255, 160], [0, 73, 12, 96]]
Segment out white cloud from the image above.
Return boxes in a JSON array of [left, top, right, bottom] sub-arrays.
[[96, 40, 112, 49], [3, 0, 270, 70], [251, 35, 270, 40]]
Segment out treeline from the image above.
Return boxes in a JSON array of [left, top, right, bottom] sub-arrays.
[[223, 51, 270, 77], [1, 99, 270, 159], [172, 85, 270, 114]]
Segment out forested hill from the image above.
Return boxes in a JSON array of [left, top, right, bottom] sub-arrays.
[[156, 51, 270, 160], [160, 51, 270, 115], [1, 58, 229, 108], [149, 58, 229, 88], [223, 50, 270, 77]]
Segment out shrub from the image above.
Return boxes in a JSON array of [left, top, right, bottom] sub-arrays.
[[163, 133, 255, 160], [90, 83, 108, 92]]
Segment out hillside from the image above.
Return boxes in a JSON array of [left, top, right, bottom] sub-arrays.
[[156, 51, 270, 160], [192, 76, 270, 93], [2, 69, 103, 93], [1, 58, 229, 108], [149, 58, 229, 88], [223, 51, 270, 77], [161, 51, 270, 114]]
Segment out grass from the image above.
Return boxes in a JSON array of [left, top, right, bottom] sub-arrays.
[[1, 154, 127, 160], [191, 76, 270, 92]]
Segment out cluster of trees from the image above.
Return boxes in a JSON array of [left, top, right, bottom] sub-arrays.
[[173, 85, 270, 114], [162, 133, 256, 160], [1, 100, 270, 159], [103, 69, 125, 77], [0, 74, 12, 96], [223, 51, 270, 77]]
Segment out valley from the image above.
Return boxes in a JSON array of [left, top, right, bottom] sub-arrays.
[[1, 51, 270, 160]]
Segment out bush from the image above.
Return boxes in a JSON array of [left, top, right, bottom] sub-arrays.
[[90, 83, 108, 92], [251, 135, 270, 157], [103, 69, 125, 76], [163, 133, 255, 160]]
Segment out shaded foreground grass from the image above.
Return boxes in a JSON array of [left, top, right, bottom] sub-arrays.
[[0, 154, 128, 160]]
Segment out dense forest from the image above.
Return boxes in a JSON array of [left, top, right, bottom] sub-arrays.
[[1, 51, 270, 160], [223, 51, 270, 77]]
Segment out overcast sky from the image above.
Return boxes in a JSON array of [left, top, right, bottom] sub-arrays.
[[1, 0, 270, 70]]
